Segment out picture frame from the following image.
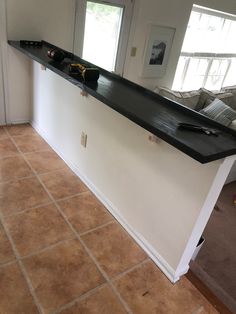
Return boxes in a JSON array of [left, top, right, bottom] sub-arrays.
[[142, 25, 175, 78]]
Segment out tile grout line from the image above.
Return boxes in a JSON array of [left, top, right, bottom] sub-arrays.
[[0, 217, 44, 314], [18, 142, 133, 314], [112, 258, 150, 282], [79, 220, 115, 236], [52, 283, 108, 314], [6, 127, 138, 314], [52, 190, 90, 202], [2, 189, 91, 219], [20, 236, 77, 260], [3, 126, 45, 314], [0, 259, 17, 269], [0, 174, 36, 185], [35, 177, 133, 314], [3, 201, 54, 218]]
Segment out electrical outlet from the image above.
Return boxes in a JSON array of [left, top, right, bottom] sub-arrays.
[[131, 47, 137, 57], [81, 132, 87, 148]]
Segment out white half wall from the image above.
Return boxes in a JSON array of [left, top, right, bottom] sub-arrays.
[[225, 160, 236, 184], [31, 61, 227, 281]]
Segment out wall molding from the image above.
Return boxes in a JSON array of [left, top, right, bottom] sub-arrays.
[[31, 120, 180, 283]]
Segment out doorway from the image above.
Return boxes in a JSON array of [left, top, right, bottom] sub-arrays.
[[189, 165, 236, 313]]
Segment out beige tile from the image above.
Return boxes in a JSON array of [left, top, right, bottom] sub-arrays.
[[40, 168, 88, 200], [0, 155, 33, 182], [0, 177, 51, 216], [0, 138, 19, 159], [5, 123, 37, 137], [0, 223, 15, 265], [0, 126, 8, 139], [13, 134, 49, 153], [58, 192, 114, 233], [23, 239, 105, 313], [60, 285, 126, 314], [25, 149, 65, 174], [0, 262, 38, 313], [115, 261, 218, 314], [5, 204, 73, 257], [82, 222, 147, 278]]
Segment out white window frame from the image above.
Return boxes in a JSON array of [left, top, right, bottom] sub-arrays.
[[173, 5, 236, 91], [73, 0, 134, 75]]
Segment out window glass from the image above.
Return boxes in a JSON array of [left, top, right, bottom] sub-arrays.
[[82, 1, 123, 71], [173, 6, 236, 91]]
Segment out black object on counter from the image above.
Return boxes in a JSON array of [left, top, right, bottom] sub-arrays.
[[47, 48, 65, 62], [178, 123, 219, 136], [20, 40, 42, 47], [8, 40, 236, 164], [69, 63, 100, 82]]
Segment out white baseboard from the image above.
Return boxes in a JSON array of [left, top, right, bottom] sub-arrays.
[[31, 120, 181, 283], [6, 119, 31, 125]]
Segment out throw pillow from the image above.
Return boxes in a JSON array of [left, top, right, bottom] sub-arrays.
[[195, 88, 234, 111], [158, 87, 201, 109], [200, 98, 236, 126]]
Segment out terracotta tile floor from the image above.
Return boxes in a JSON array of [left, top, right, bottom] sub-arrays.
[[0, 124, 218, 313]]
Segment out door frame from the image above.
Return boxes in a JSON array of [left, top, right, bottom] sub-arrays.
[[0, 0, 9, 125]]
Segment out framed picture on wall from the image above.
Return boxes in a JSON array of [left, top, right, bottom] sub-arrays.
[[142, 25, 175, 78]]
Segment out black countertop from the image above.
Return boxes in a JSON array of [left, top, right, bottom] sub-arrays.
[[9, 40, 236, 163]]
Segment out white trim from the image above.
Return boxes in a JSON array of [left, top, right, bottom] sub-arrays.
[[181, 52, 236, 58], [193, 5, 236, 22], [175, 156, 236, 279], [0, 0, 9, 124], [31, 120, 179, 283], [5, 119, 31, 126], [73, 0, 86, 57]]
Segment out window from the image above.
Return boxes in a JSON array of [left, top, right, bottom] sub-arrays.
[[74, 0, 133, 74], [172, 5, 236, 91]]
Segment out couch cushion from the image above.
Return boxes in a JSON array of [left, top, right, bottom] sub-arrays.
[[195, 88, 234, 111], [158, 87, 201, 109], [222, 85, 236, 110], [229, 119, 236, 131], [200, 98, 236, 126]]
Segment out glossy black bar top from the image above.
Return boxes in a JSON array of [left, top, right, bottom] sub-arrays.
[[9, 40, 236, 163]]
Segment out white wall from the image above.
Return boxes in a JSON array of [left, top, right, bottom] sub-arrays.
[[6, 0, 75, 50], [124, 0, 236, 90], [6, 0, 75, 123], [31, 62, 227, 280]]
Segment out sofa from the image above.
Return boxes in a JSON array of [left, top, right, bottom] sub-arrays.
[[155, 86, 236, 130]]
